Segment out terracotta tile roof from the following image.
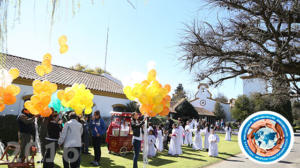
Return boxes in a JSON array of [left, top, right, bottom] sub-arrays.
[[2, 54, 124, 95], [194, 107, 215, 116]]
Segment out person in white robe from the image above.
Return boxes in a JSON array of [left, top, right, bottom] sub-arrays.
[[168, 124, 180, 156], [148, 130, 157, 157], [224, 123, 232, 141], [192, 125, 203, 150], [178, 122, 184, 146], [203, 123, 210, 151], [184, 121, 193, 146], [175, 126, 182, 155], [148, 122, 153, 133], [156, 126, 163, 152], [208, 127, 219, 157]]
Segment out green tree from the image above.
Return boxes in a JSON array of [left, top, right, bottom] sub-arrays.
[[171, 84, 187, 103], [231, 95, 253, 122], [70, 63, 110, 75], [125, 101, 139, 113], [214, 101, 225, 120], [214, 93, 228, 104]]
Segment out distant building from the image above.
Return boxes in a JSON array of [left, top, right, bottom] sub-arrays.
[[1, 54, 130, 120], [190, 83, 231, 121], [171, 83, 232, 122]]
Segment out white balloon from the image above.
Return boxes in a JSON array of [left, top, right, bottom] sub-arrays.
[[0, 68, 13, 88]]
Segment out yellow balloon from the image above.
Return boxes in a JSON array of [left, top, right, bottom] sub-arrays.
[[43, 53, 52, 61], [85, 108, 92, 115], [6, 85, 21, 96], [58, 35, 68, 46], [45, 65, 53, 74], [147, 69, 156, 82], [35, 65, 46, 77], [60, 44, 69, 54], [9, 68, 20, 80], [153, 104, 163, 114]]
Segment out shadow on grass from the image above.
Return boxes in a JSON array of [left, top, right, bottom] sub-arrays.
[[179, 155, 207, 162], [219, 152, 238, 157], [279, 160, 294, 164]]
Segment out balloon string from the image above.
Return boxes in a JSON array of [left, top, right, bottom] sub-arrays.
[[143, 118, 148, 168]]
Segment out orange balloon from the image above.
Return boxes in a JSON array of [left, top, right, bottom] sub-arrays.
[[42, 59, 51, 67], [3, 92, 16, 105], [57, 90, 65, 100], [64, 90, 75, 101], [6, 85, 21, 96], [40, 107, 52, 117], [8, 68, 20, 80], [0, 104, 5, 112], [159, 107, 170, 116], [164, 84, 171, 93], [148, 111, 157, 117], [165, 95, 171, 102]]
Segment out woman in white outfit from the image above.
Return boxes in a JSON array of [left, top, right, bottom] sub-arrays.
[[184, 121, 193, 146], [208, 127, 219, 157], [192, 125, 203, 150], [224, 123, 232, 141], [168, 124, 179, 156], [203, 123, 210, 151], [178, 122, 184, 146], [156, 126, 163, 152]]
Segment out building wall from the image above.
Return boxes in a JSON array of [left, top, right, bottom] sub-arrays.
[[191, 84, 232, 121], [243, 78, 267, 96], [0, 84, 130, 118]]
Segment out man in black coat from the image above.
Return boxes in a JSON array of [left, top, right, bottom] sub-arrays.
[[165, 115, 174, 145]]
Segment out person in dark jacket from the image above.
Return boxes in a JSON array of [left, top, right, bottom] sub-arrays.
[[43, 112, 62, 168], [82, 115, 90, 154], [131, 112, 147, 168], [17, 108, 36, 162], [89, 110, 106, 166]]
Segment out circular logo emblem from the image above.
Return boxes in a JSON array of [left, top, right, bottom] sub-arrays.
[[238, 111, 294, 164], [200, 100, 206, 106]]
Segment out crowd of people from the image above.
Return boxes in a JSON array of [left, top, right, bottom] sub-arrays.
[[131, 114, 233, 168], [16, 106, 233, 168], [16, 107, 106, 168]]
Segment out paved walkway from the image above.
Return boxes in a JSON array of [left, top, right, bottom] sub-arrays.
[[206, 132, 300, 168]]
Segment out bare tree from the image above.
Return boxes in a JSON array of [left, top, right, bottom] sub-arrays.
[[180, 0, 300, 97]]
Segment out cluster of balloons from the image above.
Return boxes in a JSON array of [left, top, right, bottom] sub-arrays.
[[59, 35, 69, 54], [0, 68, 21, 112], [57, 83, 94, 116], [123, 69, 171, 117], [24, 80, 57, 117], [35, 53, 53, 77]]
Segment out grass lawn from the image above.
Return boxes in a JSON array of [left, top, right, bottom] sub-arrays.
[[0, 134, 240, 168]]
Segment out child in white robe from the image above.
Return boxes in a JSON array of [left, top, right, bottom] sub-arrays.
[[175, 126, 182, 155], [192, 125, 203, 150], [178, 122, 184, 146], [148, 130, 157, 157], [224, 123, 232, 141], [156, 126, 163, 152], [208, 127, 219, 157], [184, 121, 193, 146], [203, 123, 210, 151], [168, 124, 180, 156]]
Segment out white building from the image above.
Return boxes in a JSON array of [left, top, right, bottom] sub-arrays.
[[1, 54, 130, 120], [190, 83, 231, 121]]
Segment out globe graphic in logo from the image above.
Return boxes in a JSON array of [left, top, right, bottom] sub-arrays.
[[254, 127, 278, 150]]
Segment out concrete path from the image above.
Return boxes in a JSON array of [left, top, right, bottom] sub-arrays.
[[206, 132, 300, 168]]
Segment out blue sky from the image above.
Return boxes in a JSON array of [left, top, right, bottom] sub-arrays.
[[5, 0, 243, 99]]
